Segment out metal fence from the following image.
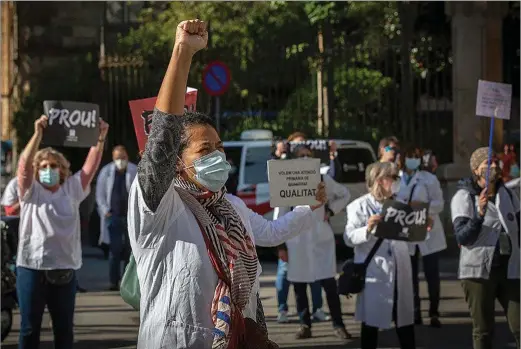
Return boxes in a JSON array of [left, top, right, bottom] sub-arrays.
[[97, 42, 454, 163]]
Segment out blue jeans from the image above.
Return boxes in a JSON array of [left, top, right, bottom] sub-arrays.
[[17, 266, 77, 349], [275, 259, 323, 313], [108, 216, 130, 286]]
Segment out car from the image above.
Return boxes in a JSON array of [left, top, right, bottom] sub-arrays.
[[224, 130, 377, 260]]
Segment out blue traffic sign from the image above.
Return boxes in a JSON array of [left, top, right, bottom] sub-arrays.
[[202, 61, 231, 96]]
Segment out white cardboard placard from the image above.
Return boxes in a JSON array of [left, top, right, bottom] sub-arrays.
[[476, 80, 512, 120], [267, 158, 320, 208]]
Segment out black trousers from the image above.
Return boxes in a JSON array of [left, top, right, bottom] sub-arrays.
[[411, 248, 440, 318], [360, 266, 416, 349], [293, 277, 344, 328]]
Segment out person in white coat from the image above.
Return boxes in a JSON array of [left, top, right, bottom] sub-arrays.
[[345, 161, 416, 349], [1, 176, 19, 216], [95, 145, 137, 290], [396, 145, 446, 327], [128, 20, 329, 349], [274, 144, 352, 341]]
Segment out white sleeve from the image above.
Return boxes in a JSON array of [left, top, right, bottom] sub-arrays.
[[450, 189, 474, 221], [95, 166, 110, 216], [425, 173, 444, 215], [324, 175, 351, 214], [1, 178, 18, 206], [64, 171, 91, 203], [249, 205, 314, 247], [344, 199, 371, 246]]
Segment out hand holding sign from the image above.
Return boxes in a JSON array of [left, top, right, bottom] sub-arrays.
[[310, 182, 327, 210], [478, 188, 488, 217], [34, 115, 49, 138], [367, 214, 383, 233], [99, 118, 109, 140]]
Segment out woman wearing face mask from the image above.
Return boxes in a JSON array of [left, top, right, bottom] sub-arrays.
[[274, 144, 352, 341], [345, 161, 416, 349], [451, 147, 520, 349], [128, 19, 327, 349], [16, 115, 108, 348], [397, 146, 445, 327]]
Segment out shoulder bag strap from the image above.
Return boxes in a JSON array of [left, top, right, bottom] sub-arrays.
[[363, 183, 419, 267]]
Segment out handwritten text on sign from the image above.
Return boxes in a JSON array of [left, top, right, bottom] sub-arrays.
[[374, 200, 430, 242], [42, 101, 100, 148], [476, 80, 512, 120], [267, 158, 320, 208]]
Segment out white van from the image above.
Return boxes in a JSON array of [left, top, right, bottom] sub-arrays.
[[224, 130, 377, 259]]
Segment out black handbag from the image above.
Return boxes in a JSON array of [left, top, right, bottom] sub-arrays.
[[337, 183, 418, 296], [337, 238, 383, 295]]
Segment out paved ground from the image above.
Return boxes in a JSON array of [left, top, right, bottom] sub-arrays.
[[2, 247, 516, 349]]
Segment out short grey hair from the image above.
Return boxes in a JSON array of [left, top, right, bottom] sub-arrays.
[[366, 161, 399, 201]]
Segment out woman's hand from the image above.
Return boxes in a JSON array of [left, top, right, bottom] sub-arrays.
[[426, 216, 434, 232], [311, 182, 327, 211], [99, 118, 109, 140], [176, 19, 208, 55], [478, 188, 488, 217], [34, 115, 48, 137], [367, 214, 382, 233]]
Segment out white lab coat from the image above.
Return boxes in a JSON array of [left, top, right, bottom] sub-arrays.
[[344, 193, 414, 329], [274, 174, 350, 283], [396, 170, 446, 256], [128, 177, 316, 348], [95, 162, 137, 245]]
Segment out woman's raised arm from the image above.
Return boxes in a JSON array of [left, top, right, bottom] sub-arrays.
[[137, 20, 208, 213], [18, 115, 47, 198]]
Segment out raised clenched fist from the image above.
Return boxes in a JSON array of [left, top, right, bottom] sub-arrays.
[[176, 19, 208, 54]]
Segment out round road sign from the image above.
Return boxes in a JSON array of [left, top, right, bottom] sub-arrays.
[[202, 61, 231, 96]]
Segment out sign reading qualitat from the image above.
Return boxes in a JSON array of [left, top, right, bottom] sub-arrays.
[[129, 87, 198, 152], [267, 158, 321, 208], [374, 200, 430, 242], [42, 101, 100, 148]]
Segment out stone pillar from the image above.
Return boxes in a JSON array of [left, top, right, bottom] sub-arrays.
[[446, 2, 508, 164]]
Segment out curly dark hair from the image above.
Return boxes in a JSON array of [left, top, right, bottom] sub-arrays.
[[178, 111, 217, 155]]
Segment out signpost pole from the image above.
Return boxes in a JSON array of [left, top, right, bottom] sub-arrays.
[[215, 96, 221, 134]]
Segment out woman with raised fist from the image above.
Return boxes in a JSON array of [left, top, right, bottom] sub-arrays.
[[128, 19, 328, 349]]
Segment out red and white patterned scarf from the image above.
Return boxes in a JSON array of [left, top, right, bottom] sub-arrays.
[[174, 177, 259, 349]]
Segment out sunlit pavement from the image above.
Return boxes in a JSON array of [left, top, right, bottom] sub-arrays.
[[2, 247, 516, 349]]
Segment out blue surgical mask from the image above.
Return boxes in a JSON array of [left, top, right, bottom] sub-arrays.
[[39, 168, 60, 187], [187, 150, 231, 192], [405, 157, 421, 171], [511, 164, 520, 178]]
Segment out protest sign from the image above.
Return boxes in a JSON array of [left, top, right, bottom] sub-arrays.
[[476, 80, 512, 120], [374, 200, 430, 242], [475, 80, 512, 189], [274, 139, 331, 165], [42, 101, 99, 148], [129, 87, 198, 152], [267, 158, 320, 208]]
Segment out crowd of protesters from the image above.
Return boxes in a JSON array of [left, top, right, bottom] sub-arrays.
[[0, 18, 519, 349]]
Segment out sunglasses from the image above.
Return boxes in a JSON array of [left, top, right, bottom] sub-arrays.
[[384, 146, 399, 153]]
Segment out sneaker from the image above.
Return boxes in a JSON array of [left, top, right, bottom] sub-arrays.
[[334, 327, 352, 341], [277, 311, 289, 323], [312, 308, 331, 322], [430, 316, 442, 328], [295, 325, 312, 339]]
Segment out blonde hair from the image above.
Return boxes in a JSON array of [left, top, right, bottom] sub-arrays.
[[33, 147, 71, 184], [366, 162, 399, 201]]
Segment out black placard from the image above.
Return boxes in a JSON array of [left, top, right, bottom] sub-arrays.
[[276, 139, 331, 165], [374, 200, 430, 242], [42, 101, 99, 148]]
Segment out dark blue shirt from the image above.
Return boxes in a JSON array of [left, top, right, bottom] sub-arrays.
[[110, 170, 128, 217]]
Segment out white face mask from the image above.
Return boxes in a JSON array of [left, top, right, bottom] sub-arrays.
[[114, 159, 128, 170], [391, 180, 401, 194]]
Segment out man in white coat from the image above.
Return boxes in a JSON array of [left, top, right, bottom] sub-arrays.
[[275, 145, 352, 341], [96, 145, 137, 290], [396, 146, 446, 328]]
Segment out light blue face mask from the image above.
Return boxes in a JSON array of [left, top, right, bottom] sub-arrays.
[[39, 168, 60, 187], [187, 150, 231, 192], [405, 157, 421, 171], [511, 164, 520, 178]]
